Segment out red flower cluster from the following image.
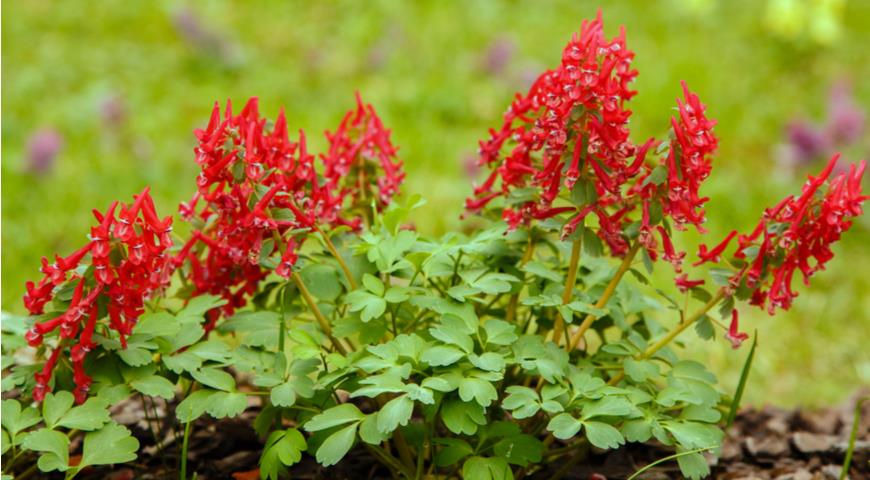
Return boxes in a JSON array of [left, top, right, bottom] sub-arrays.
[[23, 188, 173, 402], [696, 154, 867, 314], [176, 96, 402, 328], [661, 81, 718, 231], [322, 92, 405, 212], [466, 14, 720, 262], [466, 13, 640, 243]]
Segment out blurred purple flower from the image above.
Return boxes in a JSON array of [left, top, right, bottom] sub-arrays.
[[100, 94, 126, 128], [480, 36, 516, 76], [826, 80, 865, 144], [785, 119, 830, 166], [172, 8, 241, 66], [26, 128, 63, 174], [777, 79, 867, 174]]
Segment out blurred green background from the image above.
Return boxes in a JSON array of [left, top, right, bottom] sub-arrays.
[[2, 0, 868, 407]]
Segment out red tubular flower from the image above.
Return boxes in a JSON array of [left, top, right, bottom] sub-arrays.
[[725, 309, 749, 349], [698, 154, 867, 314], [23, 188, 173, 403], [179, 96, 403, 326], [466, 12, 644, 245], [662, 82, 718, 231], [322, 92, 405, 214], [675, 274, 705, 293]]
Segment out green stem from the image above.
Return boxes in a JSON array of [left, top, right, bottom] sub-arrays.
[[315, 225, 357, 290], [549, 236, 582, 345], [506, 236, 536, 323], [609, 288, 727, 385], [365, 444, 413, 479], [568, 241, 641, 351], [180, 420, 192, 480], [292, 272, 349, 355], [840, 397, 866, 480]]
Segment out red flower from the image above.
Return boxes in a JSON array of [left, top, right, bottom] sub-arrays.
[[725, 309, 749, 349], [322, 92, 405, 213], [697, 154, 867, 314], [675, 274, 705, 293], [662, 82, 718, 231], [178, 96, 404, 327], [23, 188, 173, 403], [466, 12, 642, 242]]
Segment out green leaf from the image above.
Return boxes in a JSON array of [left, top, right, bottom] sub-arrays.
[[664, 421, 723, 450], [117, 335, 157, 366], [493, 434, 543, 466], [429, 317, 474, 353], [78, 423, 139, 468], [622, 419, 653, 443], [176, 389, 220, 423], [523, 261, 562, 282], [42, 392, 74, 429], [434, 438, 474, 467], [583, 421, 625, 449], [168, 324, 206, 352], [346, 290, 387, 322], [458, 377, 498, 407], [315, 423, 358, 467], [384, 286, 411, 303], [580, 395, 634, 420], [304, 404, 364, 432], [422, 345, 465, 366], [134, 312, 180, 337], [219, 311, 282, 349], [362, 273, 385, 296], [1, 399, 41, 436], [359, 414, 390, 445], [188, 340, 232, 362], [376, 394, 414, 433], [205, 392, 248, 418], [482, 319, 518, 346], [469, 353, 506, 372], [547, 413, 582, 440], [22, 428, 69, 472], [623, 358, 660, 383], [643, 164, 667, 187], [694, 315, 715, 340], [301, 264, 343, 300], [501, 386, 540, 419], [191, 367, 235, 392], [270, 381, 297, 408], [441, 398, 486, 435], [130, 375, 176, 400], [177, 295, 227, 323], [260, 429, 307, 480], [462, 456, 512, 480], [676, 450, 711, 480], [57, 397, 111, 430], [163, 350, 203, 374]]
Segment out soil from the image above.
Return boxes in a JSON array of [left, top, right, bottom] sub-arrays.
[[20, 391, 870, 479]]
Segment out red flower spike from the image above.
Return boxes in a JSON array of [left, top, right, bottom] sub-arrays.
[[698, 155, 866, 315], [23, 189, 173, 403], [321, 92, 405, 213]]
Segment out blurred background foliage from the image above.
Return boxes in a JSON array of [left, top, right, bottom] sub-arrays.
[[2, 0, 868, 407]]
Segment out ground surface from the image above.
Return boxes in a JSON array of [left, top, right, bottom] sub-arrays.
[[3, 1, 870, 407], [23, 391, 866, 480]]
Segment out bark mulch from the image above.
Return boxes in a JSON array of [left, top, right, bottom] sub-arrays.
[[39, 391, 870, 479]]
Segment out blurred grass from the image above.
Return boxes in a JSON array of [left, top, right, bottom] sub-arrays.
[[2, 0, 868, 406]]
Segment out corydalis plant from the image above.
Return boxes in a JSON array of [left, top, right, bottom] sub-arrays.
[[6, 12, 867, 480]]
